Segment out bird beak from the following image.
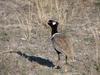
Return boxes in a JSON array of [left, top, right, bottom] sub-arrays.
[[48, 21, 50, 25]]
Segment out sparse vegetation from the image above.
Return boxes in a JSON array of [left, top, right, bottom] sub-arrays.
[[95, 63, 100, 72], [0, 0, 100, 75]]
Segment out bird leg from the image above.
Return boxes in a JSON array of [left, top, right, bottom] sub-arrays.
[[55, 49, 61, 61], [65, 55, 68, 64], [54, 49, 61, 69]]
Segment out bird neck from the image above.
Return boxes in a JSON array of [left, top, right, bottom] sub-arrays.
[[51, 27, 58, 35]]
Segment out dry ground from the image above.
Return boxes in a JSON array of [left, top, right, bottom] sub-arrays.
[[0, 0, 100, 75]]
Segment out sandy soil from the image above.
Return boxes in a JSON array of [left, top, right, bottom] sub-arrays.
[[0, 0, 100, 75]]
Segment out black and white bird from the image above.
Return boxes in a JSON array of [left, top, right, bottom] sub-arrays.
[[48, 20, 74, 68]]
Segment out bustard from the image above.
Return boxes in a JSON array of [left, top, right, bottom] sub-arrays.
[[48, 20, 75, 68]]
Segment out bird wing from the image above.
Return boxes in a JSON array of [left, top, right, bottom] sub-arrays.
[[52, 33, 74, 58]]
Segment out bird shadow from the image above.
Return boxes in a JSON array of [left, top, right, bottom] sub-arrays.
[[16, 51, 55, 68]]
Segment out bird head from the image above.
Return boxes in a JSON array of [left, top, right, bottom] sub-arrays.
[[48, 20, 59, 28]]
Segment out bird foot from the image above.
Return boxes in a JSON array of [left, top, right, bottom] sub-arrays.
[[54, 65, 61, 69]]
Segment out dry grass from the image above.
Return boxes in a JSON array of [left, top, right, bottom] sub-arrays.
[[0, 0, 100, 75]]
